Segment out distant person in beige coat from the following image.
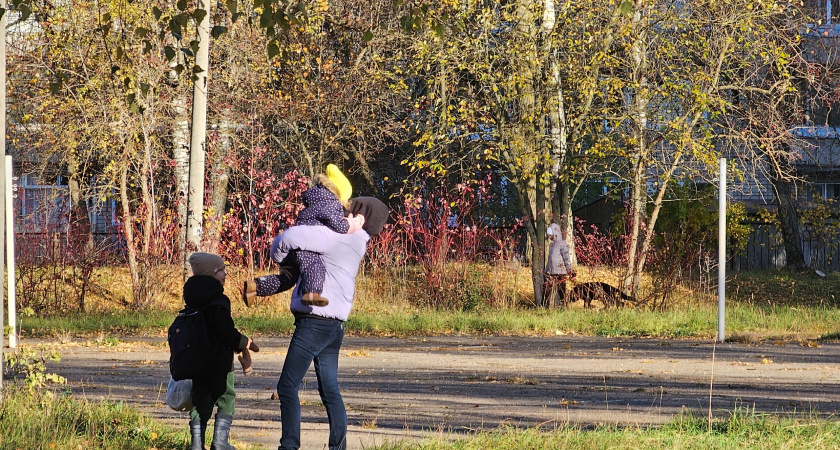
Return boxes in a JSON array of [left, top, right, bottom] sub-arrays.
[[545, 216, 575, 307]]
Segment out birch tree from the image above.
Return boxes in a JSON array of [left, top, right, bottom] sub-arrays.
[[395, 0, 627, 306], [608, 0, 811, 293], [13, 0, 177, 305]]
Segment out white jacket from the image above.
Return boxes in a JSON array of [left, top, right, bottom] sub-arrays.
[[545, 223, 573, 275]]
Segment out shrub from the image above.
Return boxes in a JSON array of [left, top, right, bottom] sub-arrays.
[[3, 344, 67, 391]]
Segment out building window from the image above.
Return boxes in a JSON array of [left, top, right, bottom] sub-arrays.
[[806, 182, 840, 201], [805, 0, 840, 24]]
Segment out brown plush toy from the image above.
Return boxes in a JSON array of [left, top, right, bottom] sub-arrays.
[[237, 340, 260, 375]]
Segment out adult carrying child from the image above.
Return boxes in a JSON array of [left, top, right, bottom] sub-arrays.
[[242, 164, 360, 307]]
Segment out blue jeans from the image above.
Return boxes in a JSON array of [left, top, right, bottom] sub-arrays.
[[277, 317, 347, 450]]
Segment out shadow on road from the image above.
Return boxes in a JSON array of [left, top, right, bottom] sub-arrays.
[[40, 335, 840, 448]]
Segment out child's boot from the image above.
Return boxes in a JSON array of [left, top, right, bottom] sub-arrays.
[[189, 419, 206, 450], [242, 280, 256, 307], [301, 292, 329, 307], [210, 413, 236, 450]]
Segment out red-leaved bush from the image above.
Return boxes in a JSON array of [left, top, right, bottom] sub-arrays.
[[219, 156, 309, 271], [572, 217, 628, 269], [364, 172, 524, 307]]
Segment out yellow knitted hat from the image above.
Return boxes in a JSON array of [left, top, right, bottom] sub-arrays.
[[325, 164, 352, 205]]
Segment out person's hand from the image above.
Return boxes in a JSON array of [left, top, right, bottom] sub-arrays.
[[238, 348, 253, 375], [346, 216, 360, 234], [347, 213, 365, 234]]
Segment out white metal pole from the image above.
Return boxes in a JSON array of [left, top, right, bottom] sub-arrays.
[[0, 0, 7, 400], [6, 155, 14, 348], [718, 158, 726, 343]]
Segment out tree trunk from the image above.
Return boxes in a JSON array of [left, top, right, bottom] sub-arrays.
[[546, 52, 577, 266], [634, 150, 685, 293], [185, 0, 212, 278], [517, 173, 548, 308], [120, 147, 141, 306], [559, 182, 576, 266], [622, 4, 649, 294], [140, 124, 155, 256], [204, 117, 232, 254], [65, 156, 94, 250], [623, 156, 646, 292], [510, 0, 548, 307], [170, 61, 190, 263], [770, 175, 806, 270]]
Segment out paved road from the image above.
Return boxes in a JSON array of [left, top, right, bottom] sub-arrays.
[[38, 335, 840, 449]]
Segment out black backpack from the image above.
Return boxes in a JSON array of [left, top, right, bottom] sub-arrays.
[[168, 307, 213, 381]]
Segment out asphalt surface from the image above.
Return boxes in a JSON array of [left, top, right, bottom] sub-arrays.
[[32, 334, 840, 449]]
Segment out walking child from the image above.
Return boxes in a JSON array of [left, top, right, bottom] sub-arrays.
[[184, 252, 259, 450], [243, 164, 359, 307]]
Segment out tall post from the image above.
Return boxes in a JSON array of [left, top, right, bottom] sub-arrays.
[[185, 0, 211, 278], [718, 158, 726, 343], [0, 0, 7, 400], [5, 156, 14, 348]]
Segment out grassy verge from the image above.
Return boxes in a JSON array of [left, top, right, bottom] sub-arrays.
[[20, 303, 840, 342], [4, 386, 838, 450], [0, 388, 186, 449], [9, 268, 840, 449], [371, 410, 840, 449], [15, 268, 840, 342], [352, 303, 840, 339]]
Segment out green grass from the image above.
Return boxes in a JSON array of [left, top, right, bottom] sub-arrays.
[[349, 303, 840, 340], [17, 268, 840, 342], [18, 309, 177, 337], [4, 386, 840, 450], [0, 388, 187, 449], [10, 268, 840, 448], [370, 410, 840, 449], [20, 303, 840, 342]]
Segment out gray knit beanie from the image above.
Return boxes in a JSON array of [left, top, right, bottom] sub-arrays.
[[188, 252, 225, 277]]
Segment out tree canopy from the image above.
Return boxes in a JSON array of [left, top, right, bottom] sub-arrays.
[[8, 0, 837, 306]]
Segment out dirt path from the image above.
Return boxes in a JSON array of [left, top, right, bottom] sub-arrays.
[[37, 335, 840, 449]]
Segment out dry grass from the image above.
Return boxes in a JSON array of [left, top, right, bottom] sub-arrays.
[[18, 261, 706, 315], [17, 261, 838, 320]]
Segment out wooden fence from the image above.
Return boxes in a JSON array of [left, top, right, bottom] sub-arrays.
[[729, 223, 840, 272]]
